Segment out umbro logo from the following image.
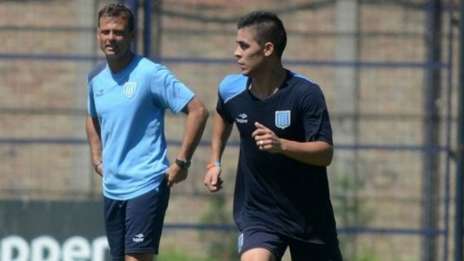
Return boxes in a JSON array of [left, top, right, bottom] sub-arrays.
[[236, 113, 248, 124], [132, 233, 144, 243], [95, 89, 104, 97]]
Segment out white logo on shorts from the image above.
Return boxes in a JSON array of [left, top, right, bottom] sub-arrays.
[[237, 233, 244, 253], [132, 233, 144, 243]]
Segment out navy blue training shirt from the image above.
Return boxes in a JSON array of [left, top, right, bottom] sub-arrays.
[[217, 70, 338, 244]]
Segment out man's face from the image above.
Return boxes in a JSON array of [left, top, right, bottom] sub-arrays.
[[97, 16, 133, 60], [234, 27, 265, 76]]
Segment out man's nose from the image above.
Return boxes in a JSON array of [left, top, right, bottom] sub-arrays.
[[107, 31, 116, 40], [234, 47, 241, 59]]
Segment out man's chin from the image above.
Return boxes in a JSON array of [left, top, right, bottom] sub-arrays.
[[239, 69, 250, 76], [240, 69, 253, 77], [105, 53, 120, 60]]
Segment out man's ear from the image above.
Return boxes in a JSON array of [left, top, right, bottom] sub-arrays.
[[263, 42, 274, 57]]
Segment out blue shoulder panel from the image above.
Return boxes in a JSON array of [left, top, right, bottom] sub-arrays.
[[219, 74, 248, 104], [292, 72, 315, 85]]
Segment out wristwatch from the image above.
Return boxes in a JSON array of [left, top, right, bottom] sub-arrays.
[[175, 158, 191, 169]]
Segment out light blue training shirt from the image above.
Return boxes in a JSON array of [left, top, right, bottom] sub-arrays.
[[87, 55, 194, 200]]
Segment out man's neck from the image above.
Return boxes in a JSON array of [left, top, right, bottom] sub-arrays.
[[249, 64, 286, 99], [107, 52, 134, 73]]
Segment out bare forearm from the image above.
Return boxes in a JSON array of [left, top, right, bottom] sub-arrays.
[[85, 117, 102, 163], [279, 139, 333, 166], [210, 112, 233, 162], [85, 116, 104, 176], [177, 100, 208, 160]]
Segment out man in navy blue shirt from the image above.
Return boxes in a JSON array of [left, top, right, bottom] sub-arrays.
[[86, 3, 208, 261], [204, 11, 342, 261]]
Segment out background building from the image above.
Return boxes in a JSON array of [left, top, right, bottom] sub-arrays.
[[0, 0, 461, 260]]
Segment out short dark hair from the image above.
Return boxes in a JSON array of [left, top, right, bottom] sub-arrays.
[[237, 11, 287, 57], [97, 3, 135, 32]]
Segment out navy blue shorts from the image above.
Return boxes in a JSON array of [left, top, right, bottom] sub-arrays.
[[238, 227, 342, 261], [103, 180, 170, 260]]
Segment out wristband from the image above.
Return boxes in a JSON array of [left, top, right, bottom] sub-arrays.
[[207, 161, 221, 170]]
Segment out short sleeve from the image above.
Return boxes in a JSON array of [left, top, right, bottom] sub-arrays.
[[151, 66, 194, 113], [87, 62, 106, 118], [216, 93, 234, 123], [215, 74, 247, 124], [87, 84, 97, 117], [300, 85, 333, 145]]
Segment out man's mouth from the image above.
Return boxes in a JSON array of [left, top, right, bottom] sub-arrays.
[[105, 45, 116, 51]]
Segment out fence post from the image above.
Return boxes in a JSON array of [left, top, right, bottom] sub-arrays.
[[143, 0, 152, 58], [422, 1, 442, 261], [454, 1, 464, 260], [152, 0, 163, 61], [124, 0, 139, 52], [334, 0, 360, 257]]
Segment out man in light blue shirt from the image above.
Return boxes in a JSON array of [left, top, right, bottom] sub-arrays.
[[85, 4, 208, 261]]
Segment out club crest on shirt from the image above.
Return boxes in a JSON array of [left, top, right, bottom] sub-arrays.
[[122, 82, 137, 98], [275, 110, 291, 129]]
